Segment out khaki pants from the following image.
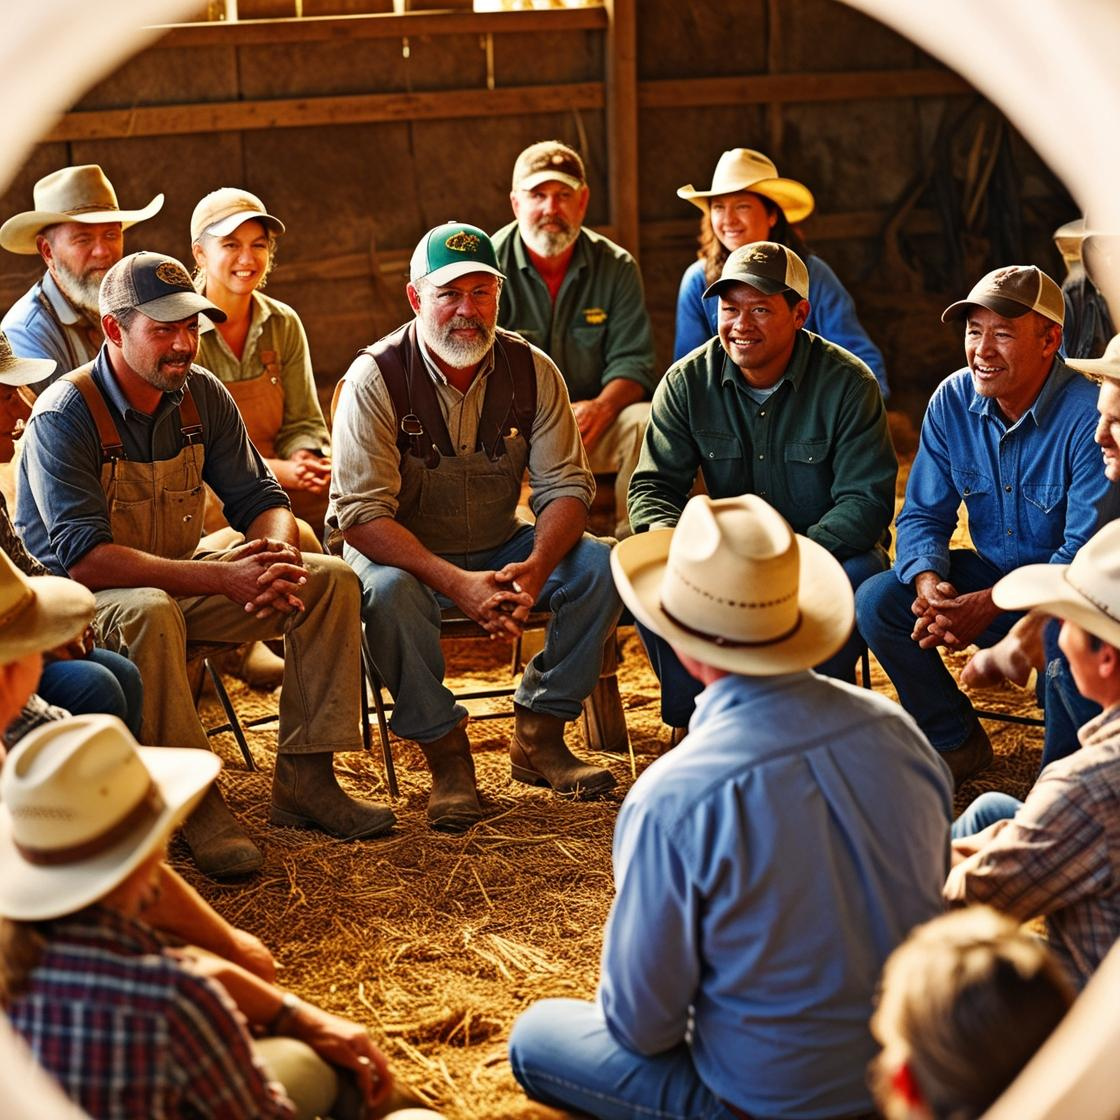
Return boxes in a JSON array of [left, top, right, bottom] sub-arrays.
[[94, 551, 363, 755], [585, 401, 650, 538]]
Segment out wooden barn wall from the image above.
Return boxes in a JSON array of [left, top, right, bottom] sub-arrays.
[[0, 1, 1077, 415]]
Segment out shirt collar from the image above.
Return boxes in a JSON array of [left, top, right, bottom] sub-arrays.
[[716, 329, 809, 393], [967, 355, 1076, 430], [91, 344, 189, 421], [41, 270, 84, 326], [511, 224, 588, 277], [53, 904, 167, 955], [197, 290, 267, 337]]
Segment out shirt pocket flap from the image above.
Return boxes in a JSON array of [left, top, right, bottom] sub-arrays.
[[1022, 482, 1064, 514], [784, 438, 829, 465], [950, 465, 992, 497], [695, 431, 743, 460]]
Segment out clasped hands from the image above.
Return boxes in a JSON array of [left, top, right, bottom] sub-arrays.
[[909, 573, 998, 652], [453, 561, 542, 639], [222, 537, 308, 620]]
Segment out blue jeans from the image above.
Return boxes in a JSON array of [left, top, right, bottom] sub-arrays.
[[345, 526, 623, 743], [38, 648, 143, 737], [641, 548, 888, 728], [951, 791, 1022, 839], [509, 999, 740, 1120], [855, 550, 1019, 751], [1040, 619, 1100, 771]]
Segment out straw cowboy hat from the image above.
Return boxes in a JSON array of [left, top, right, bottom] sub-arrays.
[[0, 165, 164, 255], [0, 550, 94, 666], [0, 329, 55, 387], [677, 148, 816, 224], [992, 521, 1120, 649], [611, 494, 853, 675], [1066, 333, 1120, 381], [0, 714, 219, 921]]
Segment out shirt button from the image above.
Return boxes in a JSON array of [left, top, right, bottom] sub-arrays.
[[807, 456, 814, 462], [1007, 529, 1013, 536], [183, 514, 192, 522], [963, 487, 971, 495], [758, 454, 764, 461], [1004, 485, 1012, 492], [708, 451, 715, 459], [759, 410, 766, 416]]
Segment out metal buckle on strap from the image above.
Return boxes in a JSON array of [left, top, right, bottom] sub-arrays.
[[181, 423, 204, 446], [101, 441, 125, 463]]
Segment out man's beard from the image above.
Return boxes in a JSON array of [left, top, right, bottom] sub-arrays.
[[520, 216, 579, 258], [424, 314, 496, 369], [139, 353, 193, 393], [50, 258, 108, 320]]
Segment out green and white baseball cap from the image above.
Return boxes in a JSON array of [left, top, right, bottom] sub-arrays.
[[409, 222, 504, 287]]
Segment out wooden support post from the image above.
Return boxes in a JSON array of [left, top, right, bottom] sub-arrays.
[[604, 0, 639, 258], [766, 0, 784, 159]]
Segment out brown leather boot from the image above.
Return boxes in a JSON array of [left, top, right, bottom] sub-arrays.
[[510, 703, 616, 798], [182, 784, 263, 880], [941, 722, 994, 788], [417, 721, 483, 833], [270, 752, 396, 839]]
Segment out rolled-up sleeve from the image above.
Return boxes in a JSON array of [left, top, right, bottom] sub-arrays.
[[272, 310, 330, 460]]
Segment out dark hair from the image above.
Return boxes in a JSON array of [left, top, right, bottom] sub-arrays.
[[698, 193, 810, 286], [111, 306, 141, 332]]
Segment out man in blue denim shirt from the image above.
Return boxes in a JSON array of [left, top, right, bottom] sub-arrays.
[[857, 265, 1108, 784]]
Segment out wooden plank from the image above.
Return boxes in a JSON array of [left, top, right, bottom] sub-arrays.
[[639, 68, 971, 109], [44, 82, 605, 141], [604, 0, 638, 256], [149, 7, 607, 48], [765, 0, 783, 156]]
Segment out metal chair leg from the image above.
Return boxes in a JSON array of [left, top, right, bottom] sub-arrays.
[[203, 657, 256, 771], [360, 635, 399, 798]]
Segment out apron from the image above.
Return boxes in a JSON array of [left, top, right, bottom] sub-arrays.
[[223, 346, 284, 459]]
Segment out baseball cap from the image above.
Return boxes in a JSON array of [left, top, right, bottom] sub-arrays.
[[512, 141, 587, 192], [99, 251, 227, 324], [409, 222, 504, 288], [941, 265, 1064, 325], [702, 241, 810, 301], [190, 187, 286, 243]]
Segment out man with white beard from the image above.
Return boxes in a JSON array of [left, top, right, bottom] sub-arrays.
[[492, 142, 655, 537], [330, 222, 621, 834], [0, 165, 162, 392]]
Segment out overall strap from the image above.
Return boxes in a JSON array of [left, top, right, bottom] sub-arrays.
[[478, 328, 537, 459]]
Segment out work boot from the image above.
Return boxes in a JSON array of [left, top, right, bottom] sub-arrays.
[[940, 722, 994, 788], [417, 721, 483, 833], [510, 703, 616, 798], [270, 752, 396, 839], [216, 642, 285, 691], [182, 784, 264, 880]]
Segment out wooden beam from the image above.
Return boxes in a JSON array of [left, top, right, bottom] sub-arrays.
[[44, 82, 605, 142], [148, 7, 607, 48], [604, 0, 638, 256], [639, 68, 971, 110]]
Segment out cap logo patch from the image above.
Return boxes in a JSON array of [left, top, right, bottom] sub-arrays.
[[155, 260, 192, 289], [445, 231, 480, 254], [746, 246, 777, 263]]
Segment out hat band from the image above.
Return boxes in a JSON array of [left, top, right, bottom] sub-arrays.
[[15, 782, 166, 867], [661, 601, 802, 648], [63, 204, 121, 217]]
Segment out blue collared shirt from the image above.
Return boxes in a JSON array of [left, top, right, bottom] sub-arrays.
[[894, 357, 1108, 585], [598, 671, 951, 1119], [16, 346, 288, 575]]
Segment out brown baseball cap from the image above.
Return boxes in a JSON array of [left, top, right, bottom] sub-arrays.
[[941, 265, 1064, 326], [99, 252, 227, 324], [703, 241, 810, 301], [512, 141, 586, 192]]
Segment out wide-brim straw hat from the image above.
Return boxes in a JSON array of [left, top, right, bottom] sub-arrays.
[[1066, 333, 1120, 382], [992, 521, 1120, 649], [0, 329, 55, 387], [611, 495, 853, 675], [0, 551, 94, 665], [0, 715, 219, 921], [677, 148, 815, 224], [0, 164, 163, 255]]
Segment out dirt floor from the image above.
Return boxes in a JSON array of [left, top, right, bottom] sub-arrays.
[[181, 431, 1049, 1119]]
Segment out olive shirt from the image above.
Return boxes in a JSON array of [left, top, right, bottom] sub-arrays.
[[491, 223, 657, 404], [628, 331, 897, 559]]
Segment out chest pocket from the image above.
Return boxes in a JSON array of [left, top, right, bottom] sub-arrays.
[[695, 431, 743, 462], [783, 437, 832, 512], [1022, 482, 1065, 545]]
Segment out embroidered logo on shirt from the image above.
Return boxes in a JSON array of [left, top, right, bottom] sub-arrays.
[[583, 307, 607, 325], [445, 231, 481, 253]]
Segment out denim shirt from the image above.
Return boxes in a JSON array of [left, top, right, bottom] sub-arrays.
[[894, 357, 1108, 585]]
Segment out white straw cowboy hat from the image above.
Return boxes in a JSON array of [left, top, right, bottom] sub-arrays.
[[0, 550, 94, 666], [0, 715, 219, 921], [0, 165, 164, 255], [1066, 333, 1120, 381], [992, 521, 1120, 649], [0, 329, 55, 387], [677, 148, 816, 224], [611, 494, 853, 675]]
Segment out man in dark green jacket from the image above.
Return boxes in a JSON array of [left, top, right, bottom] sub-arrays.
[[628, 241, 897, 733]]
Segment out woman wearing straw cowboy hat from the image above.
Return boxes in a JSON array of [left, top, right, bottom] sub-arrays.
[[510, 494, 950, 1120], [674, 148, 889, 396]]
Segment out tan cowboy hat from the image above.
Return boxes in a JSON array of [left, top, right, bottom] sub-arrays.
[[992, 520, 1120, 649], [0, 714, 219, 921], [1066, 333, 1120, 381], [0, 165, 164, 255], [611, 495, 853, 675], [0, 551, 94, 666], [677, 148, 815, 224], [0, 329, 55, 387]]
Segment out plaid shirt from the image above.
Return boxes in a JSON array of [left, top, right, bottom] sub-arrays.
[[945, 705, 1120, 987], [7, 906, 294, 1119]]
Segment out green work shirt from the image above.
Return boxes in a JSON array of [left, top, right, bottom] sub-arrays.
[[492, 223, 657, 403], [628, 331, 897, 559]]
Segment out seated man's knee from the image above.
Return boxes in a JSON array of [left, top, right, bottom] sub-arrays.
[[854, 568, 905, 636], [355, 563, 432, 621]]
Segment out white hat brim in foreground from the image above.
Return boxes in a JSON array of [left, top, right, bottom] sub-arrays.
[[993, 563, 1120, 649], [611, 528, 854, 676], [0, 742, 219, 921]]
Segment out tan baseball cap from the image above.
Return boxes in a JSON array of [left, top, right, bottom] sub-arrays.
[[941, 265, 1064, 326], [702, 241, 810, 301], [190, 187, 285, 243], [512, 141, 587, 192]]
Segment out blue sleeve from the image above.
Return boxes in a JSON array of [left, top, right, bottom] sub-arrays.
[[805, 256, 889, 398], [673, 260, 717, 362]]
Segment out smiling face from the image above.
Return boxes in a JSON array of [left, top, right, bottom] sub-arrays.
[[511, 179, 589, 258], [717, 283, 807, 387], [115, 313, 200, 393], [192, 218, 272, 298], [964, 307, 1061, 421], [708, 191, 778, 253], [1095, 379, 1120, 483]]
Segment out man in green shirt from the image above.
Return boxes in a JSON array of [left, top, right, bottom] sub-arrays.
[[628, 241, 897, 733], [493, 141, 656, 536]]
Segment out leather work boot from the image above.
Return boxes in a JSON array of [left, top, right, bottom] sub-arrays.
[[216, 642, 285, 691], [510, 703, 616, 798], [417, 721, 483, 833], [270, 752, 396, 839], [940, 722, 994, 788], [182, 784, 264, 880]]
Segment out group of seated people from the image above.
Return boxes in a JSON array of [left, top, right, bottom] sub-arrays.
[[0, 140, 1116, 1118]]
